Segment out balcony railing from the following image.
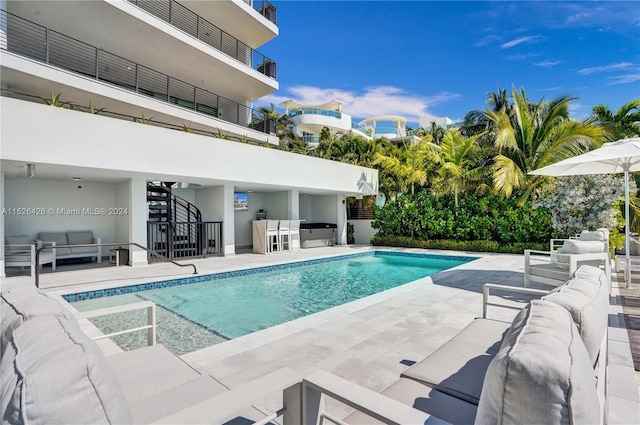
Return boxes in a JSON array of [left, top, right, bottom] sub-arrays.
[[288, 108, 342, 119], [127, 0, 276, 78], [0, 10, 275, 135], [351, 122, 372, 136], [252, 0, 277, 24]]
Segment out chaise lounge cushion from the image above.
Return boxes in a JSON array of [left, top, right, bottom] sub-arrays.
[[1, 316, 133, 424], [542, 265, 609, 365], [37, 232, 72, 257], [475, 300, 600, 425]]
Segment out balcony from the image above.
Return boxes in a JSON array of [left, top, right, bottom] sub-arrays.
[[127, 0, 276, 78], [0, 10, 275, 136], [288, 108, 342, 119]]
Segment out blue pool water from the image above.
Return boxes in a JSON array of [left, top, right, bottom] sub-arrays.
[[69, 251, 475, 353]]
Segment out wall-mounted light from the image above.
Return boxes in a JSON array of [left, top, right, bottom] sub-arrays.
[[26, 164, 35, 178]]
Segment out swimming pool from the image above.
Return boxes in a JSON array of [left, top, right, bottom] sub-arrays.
[[68, 251, 475, 354]]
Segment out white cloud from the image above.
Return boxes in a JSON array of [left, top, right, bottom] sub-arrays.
[[500, 35, 543, 49], [606, 72, 640, 86], [578, 62, 633, 75], [258, 85, 460, 123], [534, 60, 561, 68]]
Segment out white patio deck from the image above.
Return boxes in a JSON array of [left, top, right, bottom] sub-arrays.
[[6, 245, 640, 423]]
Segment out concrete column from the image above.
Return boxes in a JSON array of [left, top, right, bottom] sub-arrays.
[[129, 178, 148, 265], [336, 194, 347, 245], [287, 189, 299, 220], [222, 184, 236, 255], [0, 171, 5, 278]]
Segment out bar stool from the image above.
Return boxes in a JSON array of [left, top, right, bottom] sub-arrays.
[[278, 220, 291, 252], [289, 220, 301, 251], [265, 220, 279, 253]]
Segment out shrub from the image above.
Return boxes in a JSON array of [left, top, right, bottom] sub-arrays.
[[370, 236, 547, 254], [372, 191, 553, 244]]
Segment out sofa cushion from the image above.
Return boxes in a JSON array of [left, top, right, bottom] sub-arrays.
[[0, 285, 72, 357], [542, 265, 608, 365], [475, 300, 600, 425], [1, 316, 133, 424], [66, 231, 94, 245], [578, 228, 609, 243], [557, 239, 606, 254], [5, 235, 30, 254], [401, 318, 511, 404], [37, 232, 72, 257]]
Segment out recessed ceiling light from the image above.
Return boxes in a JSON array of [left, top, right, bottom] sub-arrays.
[[72, 177, 82, 181]]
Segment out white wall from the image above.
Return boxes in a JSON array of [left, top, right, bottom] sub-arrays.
[[349, 220, 377, 245], [310, 195, 338, 223], [1, 98, 378, 196], [3, 178, 118, 243]]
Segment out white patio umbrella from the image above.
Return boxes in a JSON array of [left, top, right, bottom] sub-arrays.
[[529, 137, 640, 285]]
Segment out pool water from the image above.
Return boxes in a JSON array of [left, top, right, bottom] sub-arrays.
[[70, 252, 474, 354]]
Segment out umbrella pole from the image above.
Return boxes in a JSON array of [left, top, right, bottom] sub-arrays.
[[625, 169, 631, 287]]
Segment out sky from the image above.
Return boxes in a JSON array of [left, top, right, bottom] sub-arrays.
[[256, 0, 640, 128]]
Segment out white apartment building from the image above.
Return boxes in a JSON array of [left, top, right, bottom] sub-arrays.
[[0, 0, 378, 275]]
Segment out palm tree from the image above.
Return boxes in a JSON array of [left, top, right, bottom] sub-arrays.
[[486, 87, 605, 203], [373, 137, 433, 196], [426, 129, 488, 207], [591, 99, 640, 140]]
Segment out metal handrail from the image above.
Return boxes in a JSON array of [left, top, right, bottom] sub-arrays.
[[0, 10, 276, 135], [35, 242, 197, 287]]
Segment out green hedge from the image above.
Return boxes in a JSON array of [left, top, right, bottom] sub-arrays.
[[372, 191, 554, 244], [370, 235, 547, 254]]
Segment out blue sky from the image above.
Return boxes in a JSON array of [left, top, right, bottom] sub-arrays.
[[257, 0, 640, 128]]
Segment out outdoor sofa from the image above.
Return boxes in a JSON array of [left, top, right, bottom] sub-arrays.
[[36, 230, 102, 264], [0, 283, 300, 424], [302, 264, 610, 424]]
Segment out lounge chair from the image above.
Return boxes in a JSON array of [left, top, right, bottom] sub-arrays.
[[4, 235, 55, 275], [525, 228, 611, 288]]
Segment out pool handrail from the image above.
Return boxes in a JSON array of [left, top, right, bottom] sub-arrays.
[[35, 242, 198, 287]]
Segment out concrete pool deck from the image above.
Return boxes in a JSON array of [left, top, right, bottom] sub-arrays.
[[7, 245, 640, 423]]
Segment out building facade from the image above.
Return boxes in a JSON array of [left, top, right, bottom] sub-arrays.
[[0, 0, 378, 275]]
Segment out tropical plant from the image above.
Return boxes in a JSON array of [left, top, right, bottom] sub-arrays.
[[41, 92, 71, 108], [426, 129, 488, 206], [88, 102, 106, 115], [486, 87, 605, 204], [535, 174, 632, 249], [373, 138, 433, 196], [182, 123, 192, 133], [136, 113, 155, 124], [591, 99, 640, 140]]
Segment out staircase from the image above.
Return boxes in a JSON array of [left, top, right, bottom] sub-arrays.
[[147, 182, 203, 259]]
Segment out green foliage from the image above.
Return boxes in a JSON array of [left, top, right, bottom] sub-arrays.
[[370, 235, 547, 254], [41, 92, 71, 108], [372, 191, 554, 244]]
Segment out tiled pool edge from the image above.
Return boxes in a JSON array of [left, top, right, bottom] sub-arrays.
[[62, 250, 477, 302]]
